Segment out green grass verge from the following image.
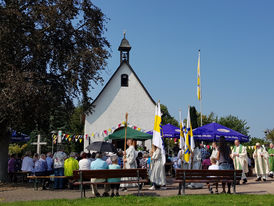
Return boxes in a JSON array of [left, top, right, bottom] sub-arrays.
[[1, 194, 274, 206]]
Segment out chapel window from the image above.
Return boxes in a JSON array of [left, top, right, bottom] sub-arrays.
[[121, 74, 128, 87]]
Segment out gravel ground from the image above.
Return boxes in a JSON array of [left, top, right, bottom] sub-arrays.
[[0, 177, 273, 202]]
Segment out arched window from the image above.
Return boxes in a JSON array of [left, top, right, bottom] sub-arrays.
[[121, 74, 128, 87]]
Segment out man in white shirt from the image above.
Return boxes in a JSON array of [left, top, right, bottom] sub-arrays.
[[46, 152, 53, 174], [53, 146, 67, 189], [21, 151, 34, 172]]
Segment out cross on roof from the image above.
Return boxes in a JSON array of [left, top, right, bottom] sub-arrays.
[[31, 134, 47, 154]]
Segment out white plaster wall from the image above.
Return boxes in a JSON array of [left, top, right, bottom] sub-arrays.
[[84, 62, 155, 151]]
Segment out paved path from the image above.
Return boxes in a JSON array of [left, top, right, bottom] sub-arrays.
[[0, 177, 273, 202]]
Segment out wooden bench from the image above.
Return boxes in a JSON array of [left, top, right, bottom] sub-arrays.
[[175, 169, 242, 195], [72, 168, 148, 198], [11, 171, 31, 183], [27, 175, 72, 190]]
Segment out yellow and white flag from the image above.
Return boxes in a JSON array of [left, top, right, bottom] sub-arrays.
[[184, 106, 195, 163], [197, 50, 201, 101], [152, 102, 166, 165], [179, 110, 185, 149]]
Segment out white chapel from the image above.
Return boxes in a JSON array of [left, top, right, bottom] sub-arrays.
[[84, 34, 156, 150]]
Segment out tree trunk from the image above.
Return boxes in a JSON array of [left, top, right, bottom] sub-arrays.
[[0, 125, 9, 182]]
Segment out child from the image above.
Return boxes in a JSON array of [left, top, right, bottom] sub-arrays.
[[208, 157, 219, 194], [202, 153, 211, 170], [140, 153, 149, 169], [108, 155, 121, 197]]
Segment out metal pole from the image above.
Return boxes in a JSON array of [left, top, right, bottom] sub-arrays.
[[123, 113, 128, 169], [37, 134, 40, 154], [179, 109, 183, 149], [199, 50, 202, 126], [124, 112, 128, 152], [200, 99, 202, 126]]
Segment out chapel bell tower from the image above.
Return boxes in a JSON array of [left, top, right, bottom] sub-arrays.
[[118, 32, 131, 64]]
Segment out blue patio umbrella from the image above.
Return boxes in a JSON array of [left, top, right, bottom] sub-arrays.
[[10, 130, 30, 143], [193, 123, 249, 142], [147, 123, 180, 138]]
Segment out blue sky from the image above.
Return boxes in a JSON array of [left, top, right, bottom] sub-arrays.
[[90, 0, 274, 138]]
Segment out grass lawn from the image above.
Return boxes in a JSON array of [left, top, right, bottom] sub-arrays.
[[1, 194, 274, 206]]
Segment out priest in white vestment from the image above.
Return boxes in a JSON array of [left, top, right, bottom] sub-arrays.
[[178, 149, 191, 169], [188, 146, 203, 189], [149, 145, 166, 190], [231, 140, 248, 184], [253, 143, 269, 181], [192, 146, 202, 170], [121, 139, 137, 190]]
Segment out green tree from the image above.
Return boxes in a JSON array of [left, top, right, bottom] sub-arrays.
[[69, 106, 84, 134], [218, 115, 250, 136], [264, 129, 274, 143], [158, 104, 179, 154], [243, 137, 267, 146], [196, 112, 217, 127], [190, 106, 198, 129], [0, 1, 110, 181], [9, 144, 28, 155], [25, 105, 85, 155], [46, 105, 72, 154], [65, 106, 85, 154], [160, 104, 179, 127], [50, 105, 72, 133]]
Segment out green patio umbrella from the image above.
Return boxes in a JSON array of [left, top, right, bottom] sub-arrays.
[[104, 127, 152, 141]]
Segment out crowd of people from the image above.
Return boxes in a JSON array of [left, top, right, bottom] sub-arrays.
[[170, 137, 273, 193], [7, 137, 274, 196]]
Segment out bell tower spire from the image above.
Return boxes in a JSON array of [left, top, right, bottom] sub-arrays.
[[118, 32, 131, 64]]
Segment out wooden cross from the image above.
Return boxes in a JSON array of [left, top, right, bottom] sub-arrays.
[[31, 134, 47, 154]]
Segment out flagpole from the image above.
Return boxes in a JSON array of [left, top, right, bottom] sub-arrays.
[[179, 109, 181, 149], [200, 99, 202, 126], [124, 112, 128, 153], [198, 49, 202, 126], [179, 109, 182, 126], [179, 108, 185, 150], [123, 112, 128, 169]]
